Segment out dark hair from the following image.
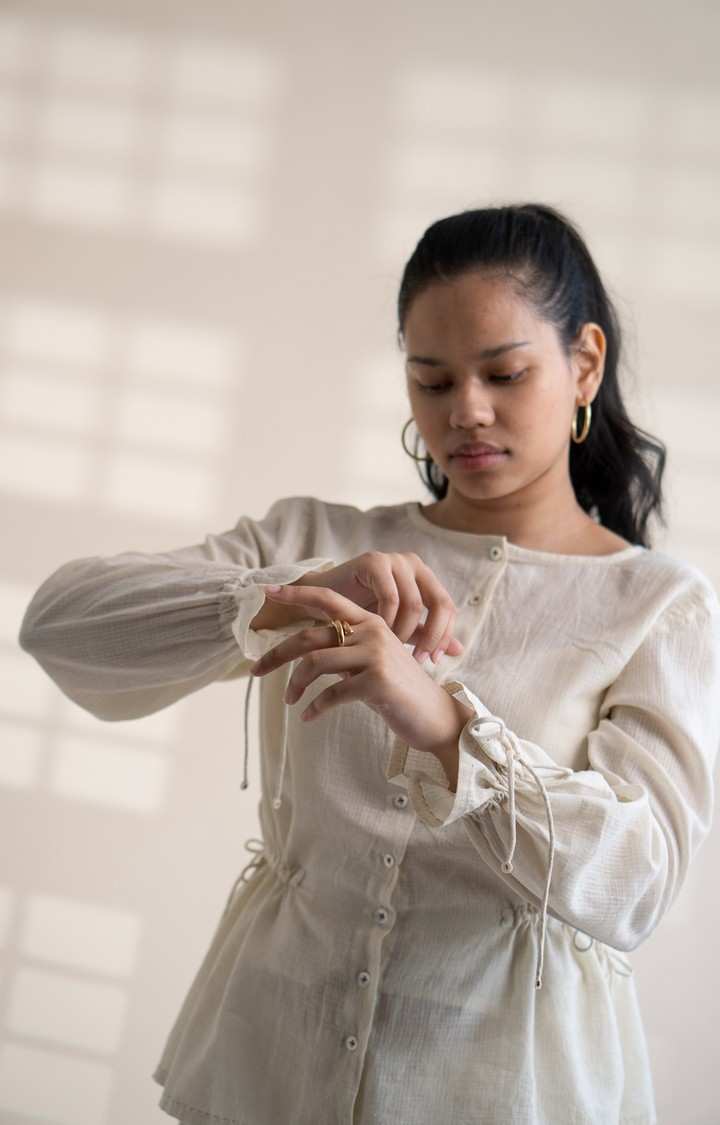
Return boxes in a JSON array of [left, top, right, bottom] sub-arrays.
[[396, 202, 667, 548]]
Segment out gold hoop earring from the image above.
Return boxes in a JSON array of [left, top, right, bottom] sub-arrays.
[[571, 401, 592, 444], [401, 417, 428, 462]]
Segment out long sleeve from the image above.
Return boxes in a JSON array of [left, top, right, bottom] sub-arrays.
[[385, 570, 720, 987], [18, 495, 336, 721]]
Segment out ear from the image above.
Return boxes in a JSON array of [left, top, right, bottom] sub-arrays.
[[571, 322, 606, 403]]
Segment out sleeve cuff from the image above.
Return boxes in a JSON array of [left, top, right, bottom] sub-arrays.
[[226, 558, 337, 661], [384, 678, 575, 829]]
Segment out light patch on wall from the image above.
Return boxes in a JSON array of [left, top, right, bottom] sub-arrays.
[[125, 317, 238, 389], [0, 88, 20, 140], [0, 18, 283, 245], [0, 13, 28, 76], [5, 299, 108, 365], [658, 170, 720, 230], [532, 78, 648, 143], [161, 112, 271, 173], [41, 97, 138, 157], [521, 157, 637, 217], [56, 693, 179, 745], [1, 649, 60, 714], [169, 39, 283, 105], [0, 432, 90, 499], [393, 70, 515, 131], [29, 161, 133, 226], [50, 734, 169, 813], [104, 450, 215, 519], [0, 579, 38, 644], [0, 368, 102, 432], [0, 719, 43, 788], [47, 23, 147, 91], [387, 142, 502, 196], [147, 179, 259, 244], [0, 1041, 113, 1124], [0, 884, 15, 947], [20, 893, 142, 976], [116, 386, 228, 453], [647, 242, 720, 304], [7, 966, 128, 1053], [665, 91, 720, 153]]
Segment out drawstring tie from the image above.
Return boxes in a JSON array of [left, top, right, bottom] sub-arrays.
[[494, 721, 557, 991], [241, 671, 605, 994], [241, 664, 293, 810]]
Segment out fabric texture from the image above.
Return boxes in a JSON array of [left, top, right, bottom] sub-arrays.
[[18, 493, 720, 1125]]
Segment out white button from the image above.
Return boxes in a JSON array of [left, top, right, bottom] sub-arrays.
[[393, 793, 408, 808], [489, 545, 503, 561], [345, 1034, 359, 1051], [383, 853, 395, 867], [374, 906, 389, 925], [357, 970, 371, 987]]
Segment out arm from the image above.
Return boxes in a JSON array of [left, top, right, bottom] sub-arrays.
[[18, 496, 336, 721], [385, 574, 720, 955]]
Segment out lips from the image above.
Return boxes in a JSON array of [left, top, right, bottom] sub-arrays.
[[452, 443, 506, 456]]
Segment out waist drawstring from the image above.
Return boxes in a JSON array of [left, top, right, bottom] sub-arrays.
[[241, 672, 609, 994]]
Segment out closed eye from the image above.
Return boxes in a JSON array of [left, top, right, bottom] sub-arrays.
[[417, 370, 527, 394]]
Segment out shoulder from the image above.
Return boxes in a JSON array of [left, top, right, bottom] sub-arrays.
[[627, 547, 719, 630], [293, 495, 409, 536], [253, 495, 410, 553]]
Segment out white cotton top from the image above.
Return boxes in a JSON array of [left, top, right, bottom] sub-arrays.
[[17, 494, 720, 1125]]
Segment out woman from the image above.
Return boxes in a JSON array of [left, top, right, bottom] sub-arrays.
[[19, 203, 720, 1124]]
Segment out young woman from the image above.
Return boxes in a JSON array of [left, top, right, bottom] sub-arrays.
[[19, 203, 720, 1125]]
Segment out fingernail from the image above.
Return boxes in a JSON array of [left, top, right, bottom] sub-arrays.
[[431, 648, 442, 663], [415, 650, 428, 662], [263, 585, 283, 593]]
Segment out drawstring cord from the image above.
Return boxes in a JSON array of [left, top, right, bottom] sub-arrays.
[[240, 663, 293, 811], [494, 723, 558, 991], [241, 672, 615, 993]]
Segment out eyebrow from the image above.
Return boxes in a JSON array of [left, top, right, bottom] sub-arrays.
[[406, 340, 531, 367]]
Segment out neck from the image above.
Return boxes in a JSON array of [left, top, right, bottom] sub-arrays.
[[429, 464, 595, 551]]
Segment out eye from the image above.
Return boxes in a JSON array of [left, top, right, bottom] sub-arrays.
[[417, 370, 527, 394]]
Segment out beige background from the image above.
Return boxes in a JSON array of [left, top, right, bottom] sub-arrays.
[[2, 1, 719, 1122]]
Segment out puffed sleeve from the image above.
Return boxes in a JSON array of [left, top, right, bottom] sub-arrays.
[[385, 572, 720, 961], [17, 495, 336, 722]]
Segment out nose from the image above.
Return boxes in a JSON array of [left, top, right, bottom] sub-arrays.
[[448, 382, 496, 429]]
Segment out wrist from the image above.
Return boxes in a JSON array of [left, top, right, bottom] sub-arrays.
[[426, 689, 473, 793]]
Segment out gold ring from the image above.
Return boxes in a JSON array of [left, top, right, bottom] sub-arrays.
[[330, 619, 354, 646]]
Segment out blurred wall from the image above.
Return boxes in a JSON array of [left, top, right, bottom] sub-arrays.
[[2, 1, 719, 1122]]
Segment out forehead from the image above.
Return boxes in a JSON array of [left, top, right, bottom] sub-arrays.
[[403, 272, 538, 342]]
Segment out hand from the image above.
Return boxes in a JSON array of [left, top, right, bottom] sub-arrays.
[[295, 551, 464, 665], [248, 583, 470, 762]]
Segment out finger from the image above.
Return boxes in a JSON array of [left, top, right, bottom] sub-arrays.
[[250, 621, 347, 677], [352, 552, 402, 631], [382, 554, 425, 644], [263, 583, 366, 627], [410, 562, 457, 657], [299, 668, 372, 722], [285, 645, 368, 705]]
